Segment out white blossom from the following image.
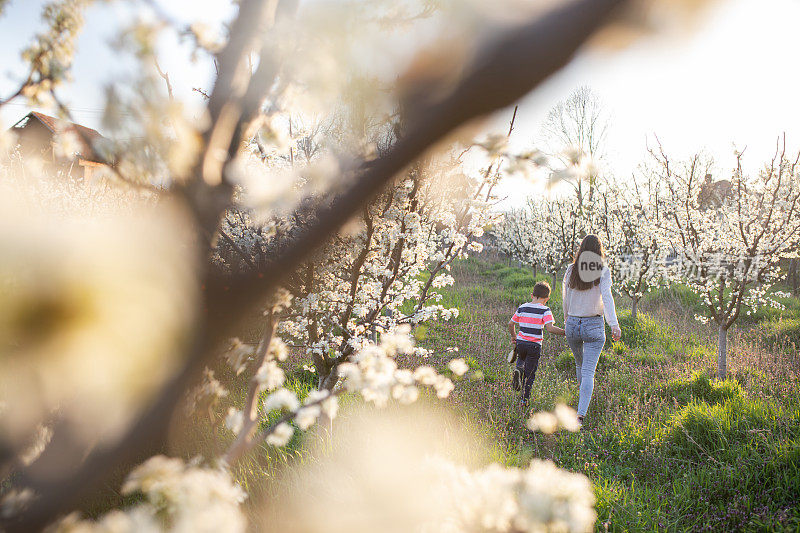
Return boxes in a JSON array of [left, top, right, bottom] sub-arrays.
[[554, 404, 581, 432], [527, 412, 558, 434], [1, 488, 34, 520], [263, 388, 300, 412], [254, 360, 285, 391], [225, 408, 244, 435], [225, 338, 254, 375], [447, 358, 468, 376], [266, 423, 294, 446], [294, 405, 321, 430]]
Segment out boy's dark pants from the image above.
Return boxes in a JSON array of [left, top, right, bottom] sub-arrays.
[[514, 341, 541, 401]]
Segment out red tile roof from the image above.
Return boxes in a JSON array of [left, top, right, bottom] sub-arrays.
[[28, 111, 107, 163]]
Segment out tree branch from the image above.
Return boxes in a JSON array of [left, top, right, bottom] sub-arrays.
[[222, 310, 275, 464], [3, 1, 626, 529]]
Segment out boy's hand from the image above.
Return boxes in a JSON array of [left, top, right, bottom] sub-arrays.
[[544, 322, 565, 336]]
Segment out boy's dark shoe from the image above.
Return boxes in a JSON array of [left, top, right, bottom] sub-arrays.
[[512, 368, 523, 391]]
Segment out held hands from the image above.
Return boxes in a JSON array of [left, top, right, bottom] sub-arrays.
[[611, 326, 622, 342]]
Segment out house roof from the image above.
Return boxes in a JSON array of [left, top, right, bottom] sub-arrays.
[[13, 111, 107, 163]]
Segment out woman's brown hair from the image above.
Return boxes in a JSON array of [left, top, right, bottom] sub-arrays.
[[567, 234, 606, 290]]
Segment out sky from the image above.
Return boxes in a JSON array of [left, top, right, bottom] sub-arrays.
[[494, 0, 800, 203], [2, 0, 800, 207]]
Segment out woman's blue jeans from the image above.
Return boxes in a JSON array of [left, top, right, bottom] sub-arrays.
[[565, 315, 605, 417]]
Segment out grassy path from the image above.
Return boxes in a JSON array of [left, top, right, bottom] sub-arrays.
[[420, 255, 800, 532]]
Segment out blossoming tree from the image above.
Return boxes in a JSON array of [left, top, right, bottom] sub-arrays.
[[594, 175, 668, 319], [651, 141, 800, 378], [0, 0, 710, 530], [496, 194, 585, 289]]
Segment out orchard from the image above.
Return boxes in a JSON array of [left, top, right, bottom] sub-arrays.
[[0, 1, 799, 532]]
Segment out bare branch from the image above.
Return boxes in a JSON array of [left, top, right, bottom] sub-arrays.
[[154, 58, 174, 101]]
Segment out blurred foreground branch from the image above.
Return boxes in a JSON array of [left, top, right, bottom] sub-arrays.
[[3, 0, 625, 530]]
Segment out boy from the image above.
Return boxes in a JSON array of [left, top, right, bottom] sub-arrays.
[[508, 281, 565, 406]]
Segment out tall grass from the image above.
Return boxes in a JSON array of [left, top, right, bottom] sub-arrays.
[[412, 255, 800, 531], [180, 254, 800, 531]]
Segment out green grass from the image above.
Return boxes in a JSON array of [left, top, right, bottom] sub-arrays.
[[761, 317, 800, 349], [655, 370, 745, 406], [410, 255, 800, 532], [185, 254, 800, 531], [641, 282, 705, 314]]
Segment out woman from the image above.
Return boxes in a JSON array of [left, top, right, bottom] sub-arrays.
[[562, 234, 622, 427]]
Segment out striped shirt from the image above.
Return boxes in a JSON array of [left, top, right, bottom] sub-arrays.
[[511, 302, 554, 344]]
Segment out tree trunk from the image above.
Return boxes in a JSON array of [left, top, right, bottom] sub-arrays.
[[319, 367, 339, 391], [551, 272, 557, 293], [631, 296, 639, 320], [717, 324, 728, 380], [314, 352, 336, 391]]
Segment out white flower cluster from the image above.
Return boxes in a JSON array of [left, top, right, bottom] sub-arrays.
[[214, 151, 497, 387], [186, 368, 229, 415], [228, 333, 289, 391], [0, 171, 196, 447], [336, 327, 455, 407], [651, 149, 800, 329], [225, 338, 254, 375], [473, 133, 594, 186], [428, 457, 596, 533], [20, 0, 89, 106], [495, 195, 586, 282], [254, 388, 340, 446], [526, 404, 581, 434], [218, 327, 299, 440], [592, 177, 669, 308], [447, 358, 469, 376], [49, 456, 247, 533], [495, 176, 668, 307], [1, 489, 34, 520], [495, 147, 800, 331]]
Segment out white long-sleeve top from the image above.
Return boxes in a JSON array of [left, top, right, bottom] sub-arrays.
[[562, 264, 619, 327]]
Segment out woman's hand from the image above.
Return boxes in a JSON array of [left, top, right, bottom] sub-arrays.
[[611, 326, 622, 342]]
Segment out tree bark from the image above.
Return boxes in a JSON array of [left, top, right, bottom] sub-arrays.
[[631, 296, 638, 320], [320, 367, 339, 391], [717, 324, 728, 380]]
